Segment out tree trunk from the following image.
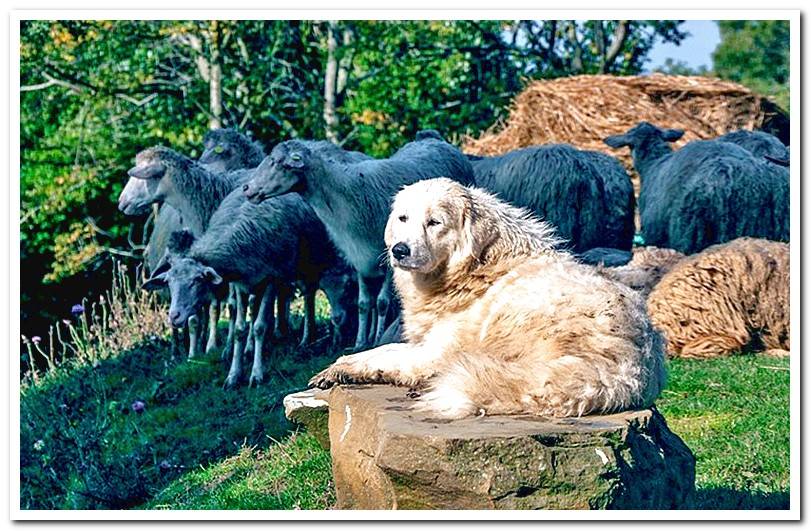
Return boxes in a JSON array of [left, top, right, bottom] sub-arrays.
[[208, 20, 223, 129], [600, 21, 630, 74], [323, 20, 340, 143]]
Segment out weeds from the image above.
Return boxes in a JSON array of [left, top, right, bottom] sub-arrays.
[[21, 260, 170, 385]]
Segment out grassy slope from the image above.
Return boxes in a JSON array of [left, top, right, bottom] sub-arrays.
[[143, 354, 790, 511], [20, 283, 789, 511]]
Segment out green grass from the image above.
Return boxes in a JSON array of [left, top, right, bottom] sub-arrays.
[[144, 433, 333, 510], [657, 354, 790, 509], [20, 294, 340, 510], [21, 300, 790, 510]]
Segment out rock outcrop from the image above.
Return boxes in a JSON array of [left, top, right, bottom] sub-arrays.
[[285, 385, 695, 510]]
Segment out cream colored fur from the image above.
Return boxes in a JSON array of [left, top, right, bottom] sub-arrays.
[[310, 178, 666, 419]]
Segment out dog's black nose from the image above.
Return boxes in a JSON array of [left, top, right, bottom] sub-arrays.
[[391, 242, 411, 260]]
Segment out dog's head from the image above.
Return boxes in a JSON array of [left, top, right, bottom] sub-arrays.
[[385, 178, 495, 275]]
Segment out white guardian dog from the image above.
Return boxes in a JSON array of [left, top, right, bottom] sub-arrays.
[[310, 178, 666, 419]]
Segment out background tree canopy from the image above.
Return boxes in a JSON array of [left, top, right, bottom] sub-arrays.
[[19, 19, 789, 336]]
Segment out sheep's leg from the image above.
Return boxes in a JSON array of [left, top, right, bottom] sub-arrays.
[[274, 285, 292, 339], [249, 284, 275, 388], [171, 326, 183, 358], [300, 282, 317, 348], [221, 285, 236, 361], [187, 312, 200, 360], [243, 294, 256, 361], [354, 274, 375, 351], [373, 270, 395, 346], [205, 298, 221, 357], [224, 289, 249, 389]]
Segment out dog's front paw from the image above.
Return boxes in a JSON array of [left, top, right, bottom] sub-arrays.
[[309, 363, 358, 389]]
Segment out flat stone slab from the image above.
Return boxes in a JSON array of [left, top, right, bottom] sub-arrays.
[[322, 385, 695, 510], [283, 388, 330, 449]]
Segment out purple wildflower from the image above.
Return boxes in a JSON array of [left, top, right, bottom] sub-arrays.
[[131, 400, 146, 414], [159, 460, 172, 471], [31, 336, 42, 344], [71, 304, 85, 316]]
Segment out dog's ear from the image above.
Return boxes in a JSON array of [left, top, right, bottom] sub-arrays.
[[456, 191, 496, 264]]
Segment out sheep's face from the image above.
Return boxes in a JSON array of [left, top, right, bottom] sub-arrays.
[[385, 178, 468, 275], [604, 122, 684, 150], [144, 257, 222, 327], [319, 268, 358, 342], [199, 139, 240, 173], [120, 149, 172, 214], [243, 143, 309, 204]]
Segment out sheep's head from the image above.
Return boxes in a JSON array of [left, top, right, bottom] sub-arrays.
[[143, 255, 223, 327], [242, 141, 311, 204], [199, 128, 259, 173], [603, 122, 684, 150], [119, 146, 177, 215]]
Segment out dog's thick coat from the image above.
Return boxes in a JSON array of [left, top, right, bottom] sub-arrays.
[[311, 178, 666, 419]]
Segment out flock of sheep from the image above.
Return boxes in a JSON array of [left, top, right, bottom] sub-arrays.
[[117, 119, 790, 390]]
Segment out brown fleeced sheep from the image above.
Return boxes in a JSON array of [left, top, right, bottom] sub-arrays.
[[646, 237, 789, 359], [599, 246, 686, 297]]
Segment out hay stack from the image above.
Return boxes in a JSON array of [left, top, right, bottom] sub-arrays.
[[463, 74, 789, 182]]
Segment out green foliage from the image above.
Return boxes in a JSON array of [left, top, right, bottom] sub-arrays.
[[654, 58, 711, 76], [713, 20, 790, 110]]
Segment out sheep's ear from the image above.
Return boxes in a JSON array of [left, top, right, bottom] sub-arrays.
[[142, 271, 168, 291], [603, 134, 631, 148], [128, 162, 166, 180], [282, 151, 306, 170], [202, 266, 223, 285], [662, 128, 685, 142]]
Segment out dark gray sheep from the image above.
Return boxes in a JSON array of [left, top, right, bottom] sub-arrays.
[[123, 146, 245, 236], [716, 129, 789, 162], [199, 128, 265, 173], [575, 247, 633, 267], [145, 190, 345, 387], [467, 144, 635, 253], [242, 136, 475, 349], [605, 121, 789, 255]]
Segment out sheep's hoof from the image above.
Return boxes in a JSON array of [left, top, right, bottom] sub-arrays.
[[222, 375, 239, 390], [248, 372, 264, 388]]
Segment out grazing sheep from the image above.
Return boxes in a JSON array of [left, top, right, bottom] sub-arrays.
[[597, 246, 686, 297], [309, 178, 665, 419], [199, 128, 265, 173], [647, 237, 789, 358], [242, 136, 475, 349], [120, 134, 265, 359], [604, 121, 789, 255], [716, 129, 789, 162], [467, 143, 635, 253], [145, 189, 343, 388]]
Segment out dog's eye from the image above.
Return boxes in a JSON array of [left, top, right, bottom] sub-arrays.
[[398, 215, 408, 223], [427, 218, 441, 227]]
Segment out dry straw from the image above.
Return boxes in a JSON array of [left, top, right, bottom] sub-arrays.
[[462, 74, 788, 193]]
